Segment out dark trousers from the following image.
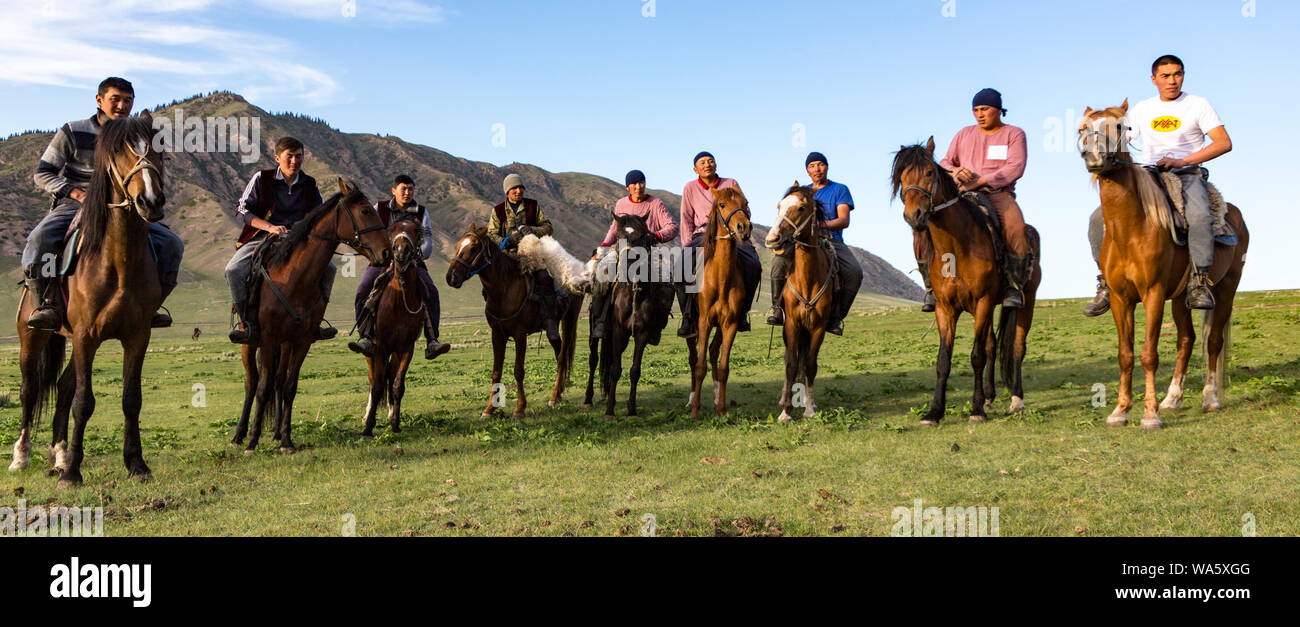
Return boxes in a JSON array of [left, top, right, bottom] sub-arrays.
[[770, 238, 862, 319], [354, 262, 442, 339], [684, 233, 761, 314], [22, 197, 184, 289]]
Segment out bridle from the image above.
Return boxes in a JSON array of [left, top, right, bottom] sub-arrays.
[[1078, 116, 1137, 173], [106, 140, 162, 216], [391, 217, 425, 315], [307, 193, 387, 262], [713, 199, 749, 241], [452, 229, 497, 278], [774, 194, 819, 250], [901, 163, 961, 232]]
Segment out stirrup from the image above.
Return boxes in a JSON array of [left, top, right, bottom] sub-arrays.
[[766, 307, 784, 326]]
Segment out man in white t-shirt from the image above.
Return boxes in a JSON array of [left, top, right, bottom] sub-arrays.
[[1082, 54, 1233, 315]]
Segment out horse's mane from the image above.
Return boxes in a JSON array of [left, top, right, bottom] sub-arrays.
[[700, 187, 744, 265], [614, 212, 651, 247], [80, 116, 156, 252], [1090, 164, 1174, 234], [262, 189, 364, 268], [890, 144, 959, 203]]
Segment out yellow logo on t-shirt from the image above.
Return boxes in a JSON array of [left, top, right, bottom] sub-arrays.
[[1151, 116, 1181, 132]]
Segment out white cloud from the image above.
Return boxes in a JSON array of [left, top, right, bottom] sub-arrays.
[[0, 0, 446, 105]]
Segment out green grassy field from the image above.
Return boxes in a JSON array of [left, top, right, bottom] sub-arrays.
[[1, 286, 1297, 537]]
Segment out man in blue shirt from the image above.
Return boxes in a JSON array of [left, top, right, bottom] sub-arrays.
[[767, 152, 863, 335]]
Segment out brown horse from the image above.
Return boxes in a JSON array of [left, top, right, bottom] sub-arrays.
[[765, 184, 833, 423], [688, 187, 754, 419], [446, 224, 582, 419], [584, 213, 674, 419], [1078, 102, 1249, 428], [10, 113, 166, 487], [359, 215, 425, 437], [231, 180, 391, 452], [891, 138, 1042, 425]]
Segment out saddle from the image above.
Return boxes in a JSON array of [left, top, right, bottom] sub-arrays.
[[57, 211, 159, 278], [960, 191, 1010, 267], [237, 236, 330, 330], [1146, 167, 1236, 248]]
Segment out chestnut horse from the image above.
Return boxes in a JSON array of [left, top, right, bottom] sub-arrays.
[[446, 224, 582, 419], [688, 187, 754, 419], [1078, 102, 1249, 428], [231, 180, 391, 452], [10, 113, 167, 487], [891, 138, 1042, 425], [359, 215, 425, 437], [765, 184, 833, 423]]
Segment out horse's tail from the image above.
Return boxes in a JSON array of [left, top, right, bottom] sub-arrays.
[[32, 335, 67, 429], [558, 294, 581, 391], [1202, 307, 1231, 388], [996, 304, 1017, 392]]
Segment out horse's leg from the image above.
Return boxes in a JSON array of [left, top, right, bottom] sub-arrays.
[[982, 315, 997, 413], [1108, 295, 1136, 427], [1138, 290, 1166, 429], [777, 321, 799, 423], [120, 333, 152, 479], [922, 308, 958, 426], [804, 327, 826, 419], [1160, 299, 1195, 412], [511, 332, 527, 420], [271, 344, 293, 442], [708, 330, 724, 414], [246, 345, 276, 452], [689, 323, 710, 420], [969, 301, 994, 424], [10, 330, 49, 471], [277, 342, 311, 452], [232, 345, 257, 445], [627, 335, 647, 418], [1009, 302, 1035, 414], [1203, 269, 1242, 412], [360, 352, 384, 438], [50, 364, 75, 471], [583, 334, 598, 407], [483, 328, 506, 418], [603, 327, 626, 420], [388, 347, 414, 432], [58, 335, 98, 489], [714, 324, 736, 415]]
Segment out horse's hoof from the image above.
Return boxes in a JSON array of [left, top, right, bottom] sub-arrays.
[[479, 412, 493, 420], [547, 399, 556, 408], [918, 419, 939, 428], [1202, 400, 1221, 413], [242, 449, 255, 457], [983, 399, 993, 412], [1008, 396, 1025, 414], [968, 415, 986, 424], [131, 471, 153, 483], [55, 477, 82, 490], [1140, 416, 1163, 430], [7, 459, 27, 472], [778, 410, 793, 424], [602, 414, 616, 421], [510, 413, 525, 421], [582, 401, 592, 408], [1106, 417, 1127, 427], [279, 446, 296, 455], [1158, 397, 1181, 411]]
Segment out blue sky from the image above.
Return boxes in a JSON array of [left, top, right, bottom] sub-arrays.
[[2, 0, 1295, 298]]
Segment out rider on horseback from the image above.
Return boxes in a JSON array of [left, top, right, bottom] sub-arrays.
[[766, 152, 864, 335], [225, 137, 337, 343], [918, 88, 1032, 312], [488, 173, 561, 342], [677, 152, 762, 338], [1083, 54, 1231, 316], [347, 175, 451, 360], [589, 169, 680, 342], [24, 77, 183, 330]]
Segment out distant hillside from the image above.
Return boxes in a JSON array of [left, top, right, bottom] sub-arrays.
[[0, 92, 923, 310]]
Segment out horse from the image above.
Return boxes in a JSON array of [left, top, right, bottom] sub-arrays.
[[446, 224, 582, 419], [230, 180, 392, 453], [1078, 101, 1249, 428], [583, 213, 674, 419], [688, 187, 754, 419], [765, 184, 834, 423], [359, 215, 426, 437], [891, 138, 1042, 426], [10, 112, 167, 488]]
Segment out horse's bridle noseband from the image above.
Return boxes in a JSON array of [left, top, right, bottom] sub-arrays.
[[1079, 117, 1137, 172], [308, 194, 387, 262], [106, 141, 162, 217], [453, 229, 497, 278], [901, 165, 960, 231], [714, 201, 750, 241]]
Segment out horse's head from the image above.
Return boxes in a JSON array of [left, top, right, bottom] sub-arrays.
[[389, 214, 422, 273], [766, 182, 819, 249], [334, 179, 392, 267], [1078, 99, 1131, 174], [614, 212, 652, 248], [891, 136, 955, 231], [98, 111, 166, 222], [446, 222, 492, 288], [710, 187, 752, 242]]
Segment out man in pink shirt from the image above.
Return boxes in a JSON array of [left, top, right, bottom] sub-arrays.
[[676, 151, 761, 337], [589, 169, 680, 340], [930, 88, 1032, 310]]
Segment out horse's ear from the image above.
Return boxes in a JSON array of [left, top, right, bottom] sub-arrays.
[[1083, 106, 1094, 117], [139, 109, 152, 123], [711, 188, 722, 198], [1119, 98, 1129, 113], [925, 136, 935, 156], [468, 220, 477, 230], [338, 178, 352, 195]]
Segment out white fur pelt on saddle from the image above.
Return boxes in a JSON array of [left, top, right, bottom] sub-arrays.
[[1157, 170, 1228, 231], [515, 234, 591, 294]]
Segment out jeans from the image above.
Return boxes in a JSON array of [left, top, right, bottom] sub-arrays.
[[1087, 170, 1213, 268], [225, 235, 336, 306], [22, 197, 183, 290]]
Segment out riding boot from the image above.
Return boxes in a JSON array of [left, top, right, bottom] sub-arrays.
[[1001, 254, 1029, 309], [590, 291, 608, 339], [1185, 266, 1217, 310], [423, 310, 450, 359], [229, 302, 256, 344], [767, 255, 788, 326], [25, 276, 62, 331], [917, 260, 936, 313], [538, 283, 561, 342], [675, 283, 697, 338], [151, 280, 175, 329], [1082, 274, 1111, 317]]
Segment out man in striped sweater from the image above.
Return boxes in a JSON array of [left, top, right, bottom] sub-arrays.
[[24, 77, 184, 330]]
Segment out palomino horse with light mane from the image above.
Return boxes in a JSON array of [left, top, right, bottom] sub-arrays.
[[1078, 101, 1249, 428], [892, 138, 1042, 425], [359, 215, 426, 437], [688, 187, 754, 419], [765, 184, 833, 423], [446, 224, 582, 419], [10, 112, 167, 487], [230, 180, 392, 453]]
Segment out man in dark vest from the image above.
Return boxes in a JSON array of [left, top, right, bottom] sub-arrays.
[[487, 173, 561, 341], [224, 136, 336, 343], [24, 76, 183, 330], [347, 174, 450, 360]]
